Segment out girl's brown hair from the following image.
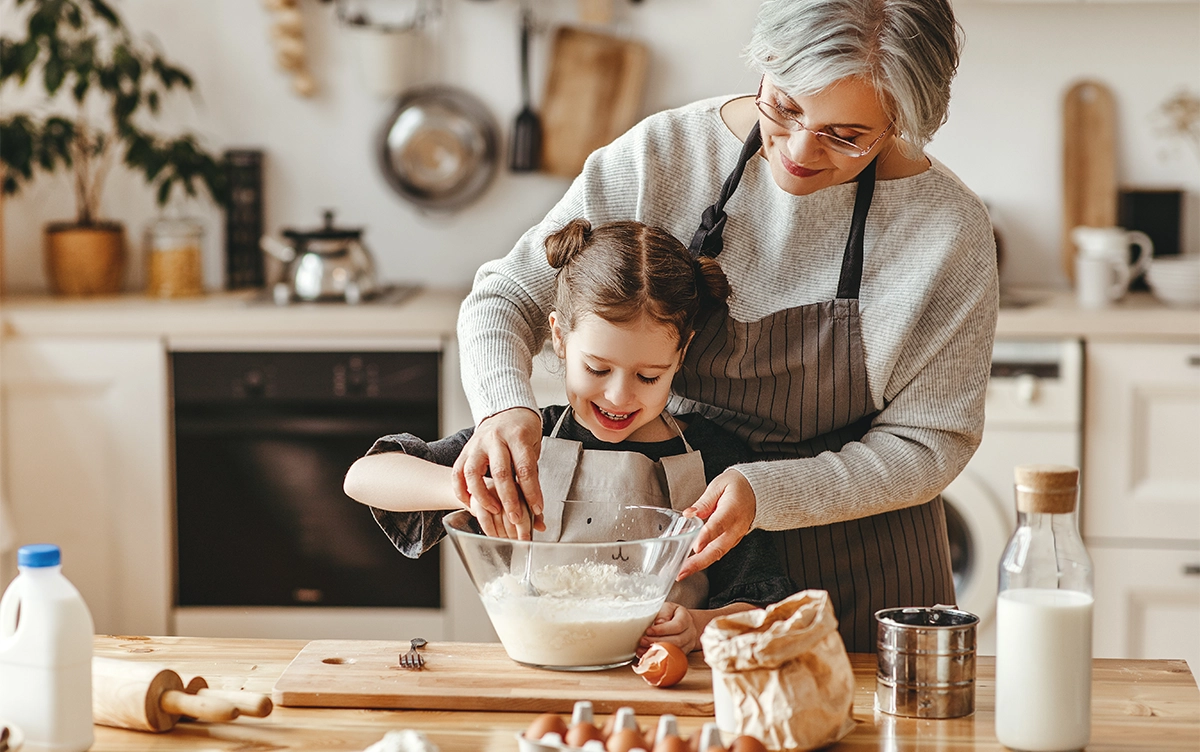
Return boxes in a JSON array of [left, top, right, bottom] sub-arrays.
[[544, 219, 731, 349]]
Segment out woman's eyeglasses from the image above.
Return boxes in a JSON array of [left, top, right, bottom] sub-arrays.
[[754, 79, 893, 159]]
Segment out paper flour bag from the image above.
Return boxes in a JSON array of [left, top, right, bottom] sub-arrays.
[[701, 590, 856, 751]]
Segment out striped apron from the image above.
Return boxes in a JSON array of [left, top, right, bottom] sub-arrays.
[[670, 123, 955, 653]]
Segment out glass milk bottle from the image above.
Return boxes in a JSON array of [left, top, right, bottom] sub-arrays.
[[995, 464, 1093, 751]]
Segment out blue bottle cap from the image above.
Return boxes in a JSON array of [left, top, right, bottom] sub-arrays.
[[18, 544, 61, 568]]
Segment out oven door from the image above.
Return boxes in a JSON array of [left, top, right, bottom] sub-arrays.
[[172, 350, 441, 615]]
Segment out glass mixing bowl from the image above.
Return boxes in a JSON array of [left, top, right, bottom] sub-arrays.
[[442, 504, 702, 671]]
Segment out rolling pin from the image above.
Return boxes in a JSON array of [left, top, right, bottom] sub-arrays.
[[92, 657, 240, 732], [177, 672, 274, 718]]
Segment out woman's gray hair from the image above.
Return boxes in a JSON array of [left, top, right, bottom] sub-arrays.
[[745, 0, 962, 155]]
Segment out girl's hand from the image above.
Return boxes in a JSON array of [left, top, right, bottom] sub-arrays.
[[677, 468, 756, 579], [638, 602, 701, 656], [467, 477, 543, 540], [452, 407, 545, 541]]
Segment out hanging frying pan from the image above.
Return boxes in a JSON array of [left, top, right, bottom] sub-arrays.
[[377, 85, 500, 212]]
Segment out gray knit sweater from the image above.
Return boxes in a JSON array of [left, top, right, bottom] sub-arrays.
[[457, 95, 999, 533]]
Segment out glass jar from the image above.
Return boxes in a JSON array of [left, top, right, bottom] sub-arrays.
[[995, 464, 1094, 752], [145, 217, 204, 297]]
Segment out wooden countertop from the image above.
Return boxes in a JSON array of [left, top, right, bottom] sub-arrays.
[[90, 635, 1199, 751]]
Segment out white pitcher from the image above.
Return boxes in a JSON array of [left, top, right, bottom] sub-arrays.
[[1071, 226, 1154, 308]]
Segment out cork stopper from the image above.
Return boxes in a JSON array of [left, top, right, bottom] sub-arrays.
[[1014, 464, 1079, 514]]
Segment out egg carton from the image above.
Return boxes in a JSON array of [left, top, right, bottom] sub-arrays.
[[515, 702, 727, 752]]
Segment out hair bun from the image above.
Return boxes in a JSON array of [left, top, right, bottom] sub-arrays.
[[695, 255, 732, 305], [545, 218, 593, 269]]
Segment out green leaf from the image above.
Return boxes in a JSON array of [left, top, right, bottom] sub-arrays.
[[156, 177, 172, 205], [15, 40, 41, 82], [87, 0, 121, 28], [43, 53, 64, 94], [71, 73, 90, 102]]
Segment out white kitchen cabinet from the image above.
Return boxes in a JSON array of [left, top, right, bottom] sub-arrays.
[[1083, 340, 1200, 542], [0, 337, 171, 636], [1091, 544, 1200, 669], [1083, 339, 1200, 667]]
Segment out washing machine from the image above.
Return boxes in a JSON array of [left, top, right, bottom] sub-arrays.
[[942, 338, 1083, 654]]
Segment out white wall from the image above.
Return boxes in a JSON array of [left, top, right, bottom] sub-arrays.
[[1, 0, 1197, 294]]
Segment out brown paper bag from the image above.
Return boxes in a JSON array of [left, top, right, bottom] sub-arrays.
[[700, 590, 856, 751]]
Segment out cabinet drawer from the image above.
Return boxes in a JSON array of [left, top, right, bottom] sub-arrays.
[[1083, 342, 1200, 541], [1090, 545, 1200, 668]]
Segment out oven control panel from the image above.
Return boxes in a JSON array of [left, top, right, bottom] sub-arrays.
[[172, 351, 439, 403]]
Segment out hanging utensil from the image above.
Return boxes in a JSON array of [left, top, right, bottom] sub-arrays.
[[510, 5, 542, 172]]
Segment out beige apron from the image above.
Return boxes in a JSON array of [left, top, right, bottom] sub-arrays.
[[534, 408, 709, 608], [673, 123, 956, 652]]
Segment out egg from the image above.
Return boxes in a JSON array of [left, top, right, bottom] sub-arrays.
[[607, 727, 650, 752], [524, 712, 568, 740], [567, 721, 606, 747], [728, 736, 768, 752], [653, 734, 692, 752], [687, 733, 725, 752], [632, 642, 689, 688]]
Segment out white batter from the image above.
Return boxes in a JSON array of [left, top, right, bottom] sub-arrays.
[[480, 561, 664, 668]]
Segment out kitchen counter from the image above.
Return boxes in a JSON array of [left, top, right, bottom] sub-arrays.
[[1, 287, 1197, 340], [996, 289, 1199, 340], [89, 635, 1199, 751], [0, 287, 470, 339]]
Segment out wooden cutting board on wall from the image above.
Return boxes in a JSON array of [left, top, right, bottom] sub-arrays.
[[1062, 80, 1118, 282], [539, 27, 649, 178], [272, 640, 715, 714]]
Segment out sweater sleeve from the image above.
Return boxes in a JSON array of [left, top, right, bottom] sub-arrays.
[[366, 428, 473, 559], [740, 181, 999, 531]]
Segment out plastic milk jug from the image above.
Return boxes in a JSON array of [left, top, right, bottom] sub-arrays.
[[995, 465, 1094, 752], [0, 544, 94, 752]]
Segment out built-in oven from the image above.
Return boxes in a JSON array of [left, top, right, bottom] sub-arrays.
[[168, 339, 491, 641]]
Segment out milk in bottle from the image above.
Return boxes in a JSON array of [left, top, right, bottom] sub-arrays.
[[0, 544, 94, 752], [995, 465, 1093, 752]]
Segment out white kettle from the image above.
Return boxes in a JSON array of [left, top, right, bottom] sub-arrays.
[[1071, 226, 1154, 308]]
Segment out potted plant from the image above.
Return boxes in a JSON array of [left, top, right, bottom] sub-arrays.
[[0, 0, 226, 295]]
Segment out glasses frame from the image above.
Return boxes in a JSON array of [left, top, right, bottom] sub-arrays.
[[754, 78, 894, 159]]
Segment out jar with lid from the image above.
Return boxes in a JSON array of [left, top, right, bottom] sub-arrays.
[[145, 216, 204, 297], [995, 464, 1094, 751]]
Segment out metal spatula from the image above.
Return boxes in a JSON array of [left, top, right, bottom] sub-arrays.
[[510, 6, 541, 172]]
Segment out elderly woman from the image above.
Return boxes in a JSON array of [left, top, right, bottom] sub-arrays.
[[452, 0, 998, 652]]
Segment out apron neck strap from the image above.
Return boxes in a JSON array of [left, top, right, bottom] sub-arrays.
[[688, 122, 762, 259], [549, 407, 571, 438], [836, 156, 878, 300], [660, 412, 695, 453]]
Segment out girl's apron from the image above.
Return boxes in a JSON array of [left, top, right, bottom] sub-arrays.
[[671, 123, 955, 652], [534, 408, 709, 608]]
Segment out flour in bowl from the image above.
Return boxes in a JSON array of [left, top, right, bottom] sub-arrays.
[[480, 560, 664, 668]]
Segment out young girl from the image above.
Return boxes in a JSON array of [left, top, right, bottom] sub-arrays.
[[344, 218, 795, 654]]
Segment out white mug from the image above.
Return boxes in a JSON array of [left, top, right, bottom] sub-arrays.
[[1075, 255, 1129, 308], [1071, 226, 1154, 308]]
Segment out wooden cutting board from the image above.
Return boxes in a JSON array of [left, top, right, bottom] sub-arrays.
[[271, 640, 715, 715], [1062, 80, 1118, 282], [539, 27, 649, 178]]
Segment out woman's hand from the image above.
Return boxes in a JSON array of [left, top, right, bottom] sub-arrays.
[[452, 406, 545, 540], [638, 602, 701, 656], [676, 468, 756, 579]]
